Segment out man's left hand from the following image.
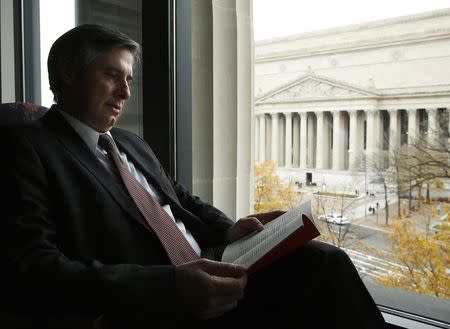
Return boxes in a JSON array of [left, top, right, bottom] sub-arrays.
[[225, 216, 264, 243]]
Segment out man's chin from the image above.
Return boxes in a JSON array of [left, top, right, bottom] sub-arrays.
[[94, 117, 118, 133], [109, 116, 117, 127]]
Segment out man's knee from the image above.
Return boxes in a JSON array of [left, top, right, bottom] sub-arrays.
[[302, 241, 354, 270]]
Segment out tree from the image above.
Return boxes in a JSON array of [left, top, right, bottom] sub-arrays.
[[377, 216, 450, 299], [403, 127, 450, 207], [365, 151, 393, 225], [314, 187, 361, 249], [365, 127, 449, 220], [388, 145, 409, 218], [253, 161, 302, 213], [409, 129, 450, 181]]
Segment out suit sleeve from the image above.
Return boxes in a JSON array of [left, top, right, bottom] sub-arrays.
[[128, 130, 236, 244], [0, 128, 177, 323], [161, 166, 235, 243]]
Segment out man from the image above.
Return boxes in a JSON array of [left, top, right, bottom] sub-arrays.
[[1, 25, 386, 328]]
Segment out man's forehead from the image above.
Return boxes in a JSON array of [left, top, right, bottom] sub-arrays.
[[92, 49, 134, 69]]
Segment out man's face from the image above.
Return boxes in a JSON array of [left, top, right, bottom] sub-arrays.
[[69, 48, 134, 132]]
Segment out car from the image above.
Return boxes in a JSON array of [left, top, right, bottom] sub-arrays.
[[323, 213, 350, 225]]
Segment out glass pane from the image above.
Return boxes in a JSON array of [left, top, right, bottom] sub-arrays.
[[253, 0, 450, 323], [39, 0, 76, 107], [77, 0, 143, 136]]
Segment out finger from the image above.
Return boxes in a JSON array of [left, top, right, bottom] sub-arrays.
[[272, 210, 286, 217], [201, 300, 238, 319], [240, 217, 264, 230], [200, 259, 248, 278], [210, 275, 247, 297]]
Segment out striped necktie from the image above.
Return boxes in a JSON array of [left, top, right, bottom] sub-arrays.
[[98, 133, 200, 265]]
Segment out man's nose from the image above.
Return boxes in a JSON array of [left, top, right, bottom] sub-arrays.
[[117, 80, 130, 100]]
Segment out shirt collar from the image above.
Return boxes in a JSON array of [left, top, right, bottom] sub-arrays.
[[58, 109, 112, 153]]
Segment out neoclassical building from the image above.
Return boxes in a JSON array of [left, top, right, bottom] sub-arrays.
[[254, 9, 450, 189]]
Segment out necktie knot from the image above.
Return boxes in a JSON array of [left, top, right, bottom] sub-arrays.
[[98, 134, 116, 154]]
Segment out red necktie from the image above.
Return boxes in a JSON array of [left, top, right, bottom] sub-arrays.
[[98, 134, 200, 265]]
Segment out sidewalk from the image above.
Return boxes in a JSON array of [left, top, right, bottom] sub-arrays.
[[353, 199, 445, 235]]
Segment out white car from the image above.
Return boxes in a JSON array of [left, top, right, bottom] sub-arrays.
[[323, 214, 350, 225]]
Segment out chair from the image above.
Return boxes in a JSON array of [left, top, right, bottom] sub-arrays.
[[0, 102, 49, 126], [0, 102, 102, 329]]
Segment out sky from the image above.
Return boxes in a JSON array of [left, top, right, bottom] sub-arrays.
[[40, 0, 75, 107], [253, 0, 450, 40]]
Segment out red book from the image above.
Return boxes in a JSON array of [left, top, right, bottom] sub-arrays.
[[222, 201, 320, 274]]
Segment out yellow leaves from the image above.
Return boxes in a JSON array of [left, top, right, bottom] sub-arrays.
[[378, 217, 450, 299], [253, 161, 301, 213]]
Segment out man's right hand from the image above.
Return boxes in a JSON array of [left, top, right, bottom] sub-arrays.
[[175, 259, 247, 320]]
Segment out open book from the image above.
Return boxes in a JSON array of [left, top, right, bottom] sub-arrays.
[[221, 201, 320, 274]]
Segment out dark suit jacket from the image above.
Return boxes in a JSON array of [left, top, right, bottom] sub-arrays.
[[0, 107, 234, 322]]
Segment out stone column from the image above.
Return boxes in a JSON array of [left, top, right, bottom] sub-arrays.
[[365, 110, 376, 159], [407, 108, 418, 144], [348, 110, 358, 170], [258, 114, 266, 162], [387, 109, 399, 168], [235, 0, 253, 218], [278, 116, 285, 166], [427, 108, 438, 145], [292, 114, 300, 166], [307, 113, 315, 168], [271, 113, 278, 164], [332, 110, 343, 170], [388, 109, 399, 149], [212, 0, 237, 217], [316, 111, 324, 169], [284, 112, 292, 168], [300, 112, 308, 168], [375, 111, 382, 151], [323, 113, 330, 169]]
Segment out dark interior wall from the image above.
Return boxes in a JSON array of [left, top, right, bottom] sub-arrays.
[[142, 0, 176, 177]]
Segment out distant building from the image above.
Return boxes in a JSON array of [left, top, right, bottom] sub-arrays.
[[254, 9, 450, 191]]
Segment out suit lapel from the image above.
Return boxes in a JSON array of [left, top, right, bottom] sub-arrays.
[[42, 108, 152, 232], [111, 132, 213, 238], [112, 132, 178, 204]]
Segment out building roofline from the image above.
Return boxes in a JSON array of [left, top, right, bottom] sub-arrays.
[[255, 8, 450, 45]]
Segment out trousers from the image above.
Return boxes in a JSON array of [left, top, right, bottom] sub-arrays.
[[104, 241, 386, 329]]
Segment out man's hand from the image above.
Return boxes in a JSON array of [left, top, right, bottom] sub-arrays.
[[248, 210, 286, 225], [225, 210, 286, 243], [175, 259, 247, 320], [225, 216, 264, 243]]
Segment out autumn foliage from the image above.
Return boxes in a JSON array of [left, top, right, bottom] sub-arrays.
[[253, 161, 301, 213], [377, 217, 450, 299]]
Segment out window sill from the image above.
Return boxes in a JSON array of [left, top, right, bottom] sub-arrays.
[[363, 281, 450, 329]]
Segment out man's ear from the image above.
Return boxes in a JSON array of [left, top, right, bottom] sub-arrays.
[[58, 63, 75, 86]]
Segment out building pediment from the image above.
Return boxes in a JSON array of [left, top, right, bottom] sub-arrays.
[[256, 73, 379, 104]]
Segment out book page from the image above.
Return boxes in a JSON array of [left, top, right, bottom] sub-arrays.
[[221, 201, 313, 267]]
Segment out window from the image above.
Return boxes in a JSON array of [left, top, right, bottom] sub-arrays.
[[252, 0, 450, 326], [179, 0, 450, 327]]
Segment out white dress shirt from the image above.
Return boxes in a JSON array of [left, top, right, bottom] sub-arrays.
[[58, 109, 202, 256]]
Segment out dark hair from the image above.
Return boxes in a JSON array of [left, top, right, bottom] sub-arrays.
[[47, 24, 141, 102]]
